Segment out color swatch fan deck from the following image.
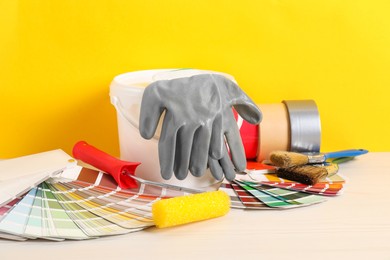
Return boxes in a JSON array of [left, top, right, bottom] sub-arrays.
[[0, 156, 345, 241]]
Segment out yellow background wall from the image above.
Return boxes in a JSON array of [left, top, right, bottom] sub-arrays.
[[1, 0, 389, 158]]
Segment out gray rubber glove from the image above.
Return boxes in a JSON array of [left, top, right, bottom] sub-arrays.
[[208, 148, 237, 181], [139, 73, 262, 181]]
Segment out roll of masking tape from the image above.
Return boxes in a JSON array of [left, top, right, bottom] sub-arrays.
[[282, 100, 321, 153], [256, 103, 290, 162]]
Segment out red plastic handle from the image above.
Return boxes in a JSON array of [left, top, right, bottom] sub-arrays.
[[72, 141, 141, 189]]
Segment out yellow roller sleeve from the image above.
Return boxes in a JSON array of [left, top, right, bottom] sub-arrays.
[[152, 190, 230, 228]]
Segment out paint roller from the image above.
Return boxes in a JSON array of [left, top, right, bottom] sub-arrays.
[[72, 141, 230, 228], [72, 141, 140, 189]]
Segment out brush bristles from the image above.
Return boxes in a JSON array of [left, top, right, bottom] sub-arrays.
[[270, 151, 309, 168], [276, 165, 328, 185]]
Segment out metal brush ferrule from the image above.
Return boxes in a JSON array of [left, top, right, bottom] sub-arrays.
[[307, 154, 326, 164]]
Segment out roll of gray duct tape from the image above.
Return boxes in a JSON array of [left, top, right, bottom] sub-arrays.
[[282, 100, 321, 153]]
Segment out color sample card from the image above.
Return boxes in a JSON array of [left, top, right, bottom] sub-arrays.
[[23, 186, 44, 238], [0, 188, 37, 238], [0, 197, 22, 218], [0, 196, 27, 241]]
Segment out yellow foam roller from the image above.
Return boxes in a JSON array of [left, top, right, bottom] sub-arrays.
[[152, 190, 230, 228]]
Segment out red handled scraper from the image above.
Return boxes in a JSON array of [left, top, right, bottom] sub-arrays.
[[72, 141, 140, 189]]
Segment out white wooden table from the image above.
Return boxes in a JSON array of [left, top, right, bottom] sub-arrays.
[[1, 152, 389, 260]]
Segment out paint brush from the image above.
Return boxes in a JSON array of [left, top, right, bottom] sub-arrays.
[[270, 149, 368, 168], [276, 163, 339, 185]]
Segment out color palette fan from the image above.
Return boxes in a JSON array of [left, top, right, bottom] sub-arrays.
[[0, 161, 345, 241]]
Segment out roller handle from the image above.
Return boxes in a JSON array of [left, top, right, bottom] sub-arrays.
[[324, 149, 368, 159], [72, 141, 141, 189]]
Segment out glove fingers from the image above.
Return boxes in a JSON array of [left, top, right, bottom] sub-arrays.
[[173, 126, 197, 180], [225, 116, 247, 172], [208, 145, 237, 181], [208, 157, 224, 181], [214, 73, 262, 125], [189, 126, 211, 177], [209, 114, 224, 159], [139, 83, 165, 139], [158, 113, 178, 180], [219, 146, 237, 181], [233, 102, 262, 125]]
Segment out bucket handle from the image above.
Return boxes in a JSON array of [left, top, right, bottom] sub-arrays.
[[111, 96, 160, 141]]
